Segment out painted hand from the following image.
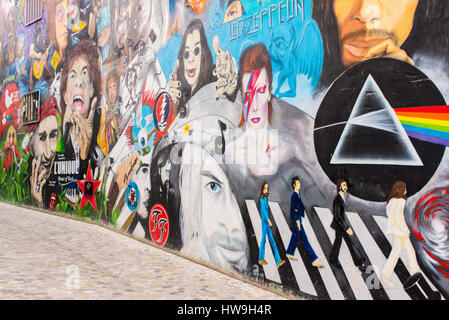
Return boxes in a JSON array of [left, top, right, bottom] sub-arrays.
[[106, 109, 116, 126], [347, 227, 353, 236], [364, 39, 414, 65], [213, 35, 238, 100], [65, 97, 97, 160], [30, 155, 47, 208], [166, 59, 182, 110]]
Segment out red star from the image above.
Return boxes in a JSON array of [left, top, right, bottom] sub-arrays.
[[76, 163, 101, 212]]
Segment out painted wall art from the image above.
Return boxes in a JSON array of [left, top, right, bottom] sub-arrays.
[[0, 0, 448, 300]]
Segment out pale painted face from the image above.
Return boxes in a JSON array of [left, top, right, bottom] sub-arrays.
[[55, 0, 69, 53], [134, 163, 151, 218], [198, 150, 248, 271], [67, 0, 78, 19], [33, 115, 58, 179], [64, 57, 94, 118], [223, 0, 243, 23], [183, 29, 202, 90], [181, 145, 249, 272], [137, 1, 151, 35], [107, 77, 117, 107], [333, 0, 419, 66], [241, 68, 271, 130]]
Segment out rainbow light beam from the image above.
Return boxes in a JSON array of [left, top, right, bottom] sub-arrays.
[[395, 105, 449, 147]]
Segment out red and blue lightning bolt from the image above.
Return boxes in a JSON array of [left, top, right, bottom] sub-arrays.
[[243, 70, 261, 123]]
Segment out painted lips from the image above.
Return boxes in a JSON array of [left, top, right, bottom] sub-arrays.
[[218, 245, 246, 264], [344, 39, 389, 58], [187, 68, 196, 78], [67, 5, 77, 17], [40, 156, 53, 176], [345, 44, 370, 58], [73, 94, 85, 113], [250, 117, 261, 124]]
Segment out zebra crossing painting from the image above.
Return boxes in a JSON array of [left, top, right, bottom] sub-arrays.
[[246, 201, 442, 300]]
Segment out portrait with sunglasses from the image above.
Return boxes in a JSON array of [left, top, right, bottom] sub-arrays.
[[166, 19, 214, 116]]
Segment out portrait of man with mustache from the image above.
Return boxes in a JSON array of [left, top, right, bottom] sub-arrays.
[[313, 0, 449, 88]]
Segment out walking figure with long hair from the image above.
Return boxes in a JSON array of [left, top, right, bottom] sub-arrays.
[[381, 181, 420, 288], [258, 181, 285, 269]]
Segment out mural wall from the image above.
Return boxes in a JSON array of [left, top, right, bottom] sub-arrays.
[[1, 0, 448, 300]]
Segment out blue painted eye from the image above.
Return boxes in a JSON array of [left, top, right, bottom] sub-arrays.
[[138, 128, 148, 148], [206, 181, 222, 194]]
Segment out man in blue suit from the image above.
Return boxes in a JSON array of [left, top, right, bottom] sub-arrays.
[[285, 176, 322, 267]]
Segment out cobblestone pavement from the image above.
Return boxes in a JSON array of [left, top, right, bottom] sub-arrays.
[[0, 202, 287, 300]]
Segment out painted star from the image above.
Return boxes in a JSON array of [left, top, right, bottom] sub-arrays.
[[76, 162, 101, 212]]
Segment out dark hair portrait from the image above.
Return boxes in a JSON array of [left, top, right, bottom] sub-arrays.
[[59, 39, 101, 171], [259, 181, 268, 199], [59, 39, 101, 115], [291, 176, 300, 190], [176, 18, 214, 101], [106, 69, 120, 98], [336, 179, 347, 192], [313, 0, 449, 89]]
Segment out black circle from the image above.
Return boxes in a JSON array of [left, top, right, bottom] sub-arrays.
[[314, 58, 446, 202]]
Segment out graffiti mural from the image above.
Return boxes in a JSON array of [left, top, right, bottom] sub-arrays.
[[0, 0, 448, 300]]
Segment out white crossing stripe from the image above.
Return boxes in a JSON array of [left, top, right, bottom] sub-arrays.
[[268, 201, 317, 297], [133, 222, 146, 240], [315, 207, 373, 300], [296, 207, 345, 300], [346, 211, 411, 299], [246, 200, 282, 284], [116, 206, 134, 229], [373, 215, 443, 299]]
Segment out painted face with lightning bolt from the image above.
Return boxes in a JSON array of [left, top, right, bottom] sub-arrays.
[[241, 68, 271, 130]]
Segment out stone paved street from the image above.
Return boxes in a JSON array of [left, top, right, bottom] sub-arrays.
[[0, 202, 287, 300]]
